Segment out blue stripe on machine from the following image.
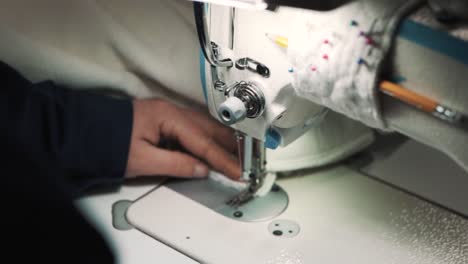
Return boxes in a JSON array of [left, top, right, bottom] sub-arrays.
[[199, 50, 208, 103], [398, 20, 468, 66]]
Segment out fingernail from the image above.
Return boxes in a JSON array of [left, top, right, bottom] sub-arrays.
[[194, 164, 209, 178]]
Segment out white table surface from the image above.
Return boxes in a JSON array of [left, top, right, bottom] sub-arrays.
[[76, 179, 198, 264], [75, 139, 468, 264]]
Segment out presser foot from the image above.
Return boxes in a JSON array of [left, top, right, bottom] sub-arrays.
[[226, 186, 257, 208], [226, 175, 263, 208]]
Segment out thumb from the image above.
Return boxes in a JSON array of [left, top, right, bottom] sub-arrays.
[[131, 143, 210, 178]]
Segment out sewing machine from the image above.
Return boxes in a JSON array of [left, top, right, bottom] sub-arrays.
[[75, 1, 467, 263]]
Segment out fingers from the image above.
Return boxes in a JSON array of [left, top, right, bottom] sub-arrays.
[[161, 119, 241, 180], [128, 141, 210, 178], [181, 109, 238, 154], [128, 99, 241, 180], [196, 140, 241, 180]]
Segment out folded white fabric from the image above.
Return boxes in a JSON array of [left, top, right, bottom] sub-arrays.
[[288, 0, 423, 129]]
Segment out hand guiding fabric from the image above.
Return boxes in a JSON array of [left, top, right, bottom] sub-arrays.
[[125, 99, 241, 180]]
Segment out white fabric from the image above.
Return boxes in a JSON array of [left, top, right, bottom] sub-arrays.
[[0, 0, 204, 105], [289, 0, 423, 129], [208, 171, 247, 191]]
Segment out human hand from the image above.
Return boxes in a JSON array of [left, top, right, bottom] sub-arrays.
[[125, 99, 241, 180]]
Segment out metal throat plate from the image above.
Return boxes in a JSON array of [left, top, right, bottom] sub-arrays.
[[165, 178, 289, 222]]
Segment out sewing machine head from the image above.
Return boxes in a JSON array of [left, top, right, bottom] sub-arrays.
[[193, 1, 338, 205], [194, 0, 341, 150]]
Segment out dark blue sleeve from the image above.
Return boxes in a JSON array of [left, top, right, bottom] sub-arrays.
[[0, 61, 133, 196]]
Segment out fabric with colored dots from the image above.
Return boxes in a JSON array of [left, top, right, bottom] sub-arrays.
[[288, 0, 424, 130]]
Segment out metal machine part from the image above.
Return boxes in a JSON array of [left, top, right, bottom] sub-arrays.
[[193, 2, 276, 207], [217, 81, 265, 125], [218, 97, 247, 125], [237, 134, 266, 182], [229, 7, 236, 49], [194, 2, 267, 126], [194, 2, 233, 68], [235, 57, 271, 78], [433, 105, 463, 123], [164, 178, 289, 222], [226, 134, 267, 207]]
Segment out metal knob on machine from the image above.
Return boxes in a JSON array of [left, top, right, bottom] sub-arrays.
[[217, 81, 265, 125], [218, 97, 247, 125]]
